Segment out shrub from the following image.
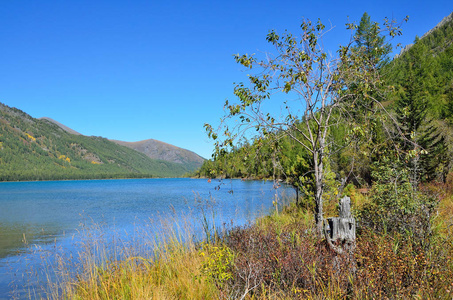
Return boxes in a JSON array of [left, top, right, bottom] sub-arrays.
[[223, 213, 355, 298], [357, 158, 438, 248], [199, 243, 235, 285], [353, 229, 453, 298]]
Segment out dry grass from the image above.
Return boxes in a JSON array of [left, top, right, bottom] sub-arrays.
[[24, 214, 220, 300], [64, 240, 219, 299], [31, 180, 453, 299], [219, 182, 453, 299]]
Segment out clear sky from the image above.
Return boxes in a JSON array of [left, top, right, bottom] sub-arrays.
[[1, 1, 452, 159]]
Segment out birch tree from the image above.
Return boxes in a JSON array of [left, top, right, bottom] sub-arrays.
[[205, 17, 407, 236]]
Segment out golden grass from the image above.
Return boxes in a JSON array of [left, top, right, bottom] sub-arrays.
[[35, 215, 221, 300], [256, 202, 314, 231], [64, 242, 219, 299], [36, 183, 453, 300], [435, 194, 453, 238]]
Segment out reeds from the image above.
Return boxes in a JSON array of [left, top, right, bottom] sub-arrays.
[[20, 183, 453, 299], [8, 206, 218, 299]]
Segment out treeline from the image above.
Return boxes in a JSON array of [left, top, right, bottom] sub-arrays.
[[196, 12, 453, 192], [0, 104, 189, 181]]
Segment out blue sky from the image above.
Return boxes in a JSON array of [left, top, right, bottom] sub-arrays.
[[1, 1, 452, 159]]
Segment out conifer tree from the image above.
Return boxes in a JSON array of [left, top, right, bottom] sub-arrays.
[[395, 40, 445, 183], [340, 12, 394, 185], [355, 12, 392, 69]]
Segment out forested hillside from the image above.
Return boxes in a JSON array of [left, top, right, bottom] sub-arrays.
[[111, 139, 205, 173], [384, 12, 453, 178], [0, 103, 190, 180], [197, 12, 453, 191]]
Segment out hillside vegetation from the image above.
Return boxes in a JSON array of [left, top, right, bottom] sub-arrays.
[[0, 103, 190, 180], [111, 139, 205, 173], [197, 12, 453, 189]]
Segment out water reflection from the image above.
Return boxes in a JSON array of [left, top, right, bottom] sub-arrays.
[[0, 223, 63, 259], [0, 178, 293, 299]]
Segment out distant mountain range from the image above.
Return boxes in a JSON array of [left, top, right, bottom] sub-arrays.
[[110, 139, 205, 171], [41, 116, 205, 170], [0, 103, 204, 181]]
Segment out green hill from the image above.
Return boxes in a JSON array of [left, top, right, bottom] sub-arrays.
[[197, 12, 453, 185], [387, 12, 453, 120], [0, 102, 190, 181], [110, 139, 205, 173]]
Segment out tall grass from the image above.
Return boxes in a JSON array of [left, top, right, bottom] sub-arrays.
[[26, 213, 221, 299], [63, 236, 219, 299], [24, 191, 274, 299], [21, 183, 453, 299]]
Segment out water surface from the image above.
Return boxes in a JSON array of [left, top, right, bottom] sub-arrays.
[[0, 178, 292, 299]]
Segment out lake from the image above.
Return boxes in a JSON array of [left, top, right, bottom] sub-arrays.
[[0, 178, 293, 299]]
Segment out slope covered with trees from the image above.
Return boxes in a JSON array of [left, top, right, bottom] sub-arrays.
[[198, 12, 453, 187], [110, 139, 205, 173], [0, 103, 190, 180], [384, 12, 453, 182]]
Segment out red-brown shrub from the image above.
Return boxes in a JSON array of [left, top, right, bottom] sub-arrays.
[[223, 219, 355, 298]]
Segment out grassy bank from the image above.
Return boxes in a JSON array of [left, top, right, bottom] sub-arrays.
[[34, 183, 453, 299]]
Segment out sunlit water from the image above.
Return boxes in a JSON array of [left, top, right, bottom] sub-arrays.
[[0, 178, 293, 299]]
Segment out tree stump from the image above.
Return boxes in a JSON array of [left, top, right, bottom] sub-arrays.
[[325, 196, 357, 287], [326, 196, 356, 244]]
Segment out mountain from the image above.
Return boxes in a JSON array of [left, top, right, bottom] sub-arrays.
[[110, 139, 205, 172], [0, 102, 192, 181], [39, 117, 82, 135], [420, 11, 453, 40], [387, 11, 453, 120], [40, 115, 205, 173], [396, 12, 453, 57]]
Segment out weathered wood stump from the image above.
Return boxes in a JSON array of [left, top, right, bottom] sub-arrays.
[[325, 196, 357, 285], [327, 196, 356, 243]]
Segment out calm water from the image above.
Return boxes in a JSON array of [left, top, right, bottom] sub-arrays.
[[0, 178, 292, 299]]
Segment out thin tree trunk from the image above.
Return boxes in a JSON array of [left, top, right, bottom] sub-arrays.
[[314, 150, 324, 237]]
